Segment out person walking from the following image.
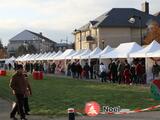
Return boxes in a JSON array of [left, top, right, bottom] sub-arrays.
[[76, 62, 82, 79], [99, 63, 107, 82], [123, 66, 131, 84], [9, 64, 28, 120], [135, 61, 143, 84], [83, 62, 90, 79], [152, 62, 159, 79], [110, 61, 117, 83], [117, 61, 125, 84], [90, 63, 94, 79], [23, 70, 32, 115]]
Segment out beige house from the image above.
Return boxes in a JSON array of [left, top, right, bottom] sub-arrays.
[[73, 2, 160, 50]]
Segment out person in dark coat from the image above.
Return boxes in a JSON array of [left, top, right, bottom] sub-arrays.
[[117, 61, 125, 84], [152, 62, 159, 79], [67, 62, 71, 76], [9, 65, 28, 120], [30, 63, 34, 73], [90, 63, 94, 79], [123, 66, 131, 84], [51, 62, 56, 74], [135, 61, 143, 84], [9, 63, 12, 70], [83, 62, 90, 79], [130, 64, 136, 83], [110, 61, 117, 83], [76, 62, 82, 79], [71, 62, 76, 78]]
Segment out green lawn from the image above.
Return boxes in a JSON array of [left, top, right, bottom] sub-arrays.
[[0, 71, 160, 117]]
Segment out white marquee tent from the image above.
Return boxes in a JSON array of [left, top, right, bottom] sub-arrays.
[[90, 46, 113, 59], [101, 42, 142, 59], [22, 54, 35, 61], [73, 49, 91, 59], [47, 51, 63, 60], [44, 52, 56, 60], [37, 52, 52, 61], [146, 49, 160, 57], [130, 40, 160, 58], [35, 52, 48, 61], [30, 53, 42, 61], [81, 47, 102, 59], [19, 54, 31, 61], [65, 49, 86, 60], [5, 56, 16, 65], [54, 49, 76, 60]]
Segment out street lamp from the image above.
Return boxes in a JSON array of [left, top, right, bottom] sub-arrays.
[[128, 15, 143, 45], [102, 39, 105, 49], [74, 29, 82, 50]]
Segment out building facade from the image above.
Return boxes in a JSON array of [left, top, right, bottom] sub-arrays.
[[7, 30, 57, 56], [73, 2, 160, 50]]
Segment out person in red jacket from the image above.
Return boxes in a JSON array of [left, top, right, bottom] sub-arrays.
[[123, 66, 131, 84], [135, 61, 143, 84]]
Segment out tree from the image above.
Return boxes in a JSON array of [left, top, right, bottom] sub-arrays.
[[0, 40, 7, 59], [27, 44, 37, 54], [16, 45, 28, 56], [16, 44, 37, 56], [144, 21, 160, 45]]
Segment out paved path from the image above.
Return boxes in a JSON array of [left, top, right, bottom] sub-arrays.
[[1, 97, 160, 120]]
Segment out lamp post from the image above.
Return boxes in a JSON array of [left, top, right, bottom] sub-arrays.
[[74, 29, 82, 50], [102, 39, 105, 49], [128, 15, 143, 46]]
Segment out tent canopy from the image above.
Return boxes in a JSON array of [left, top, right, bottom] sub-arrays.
[[65, 49, 85, 59], [130, 40, 160, 58], [38, 52, 52, 61], [81, 47, 102, 59], [90, 46, 113, 59], [5, 56, 16, 64], [45, 52, 56, 60], [101, 42, 142, 58], [73, 49, 91, 59], [54, 49, 76, 60], [48, 51, 62, 60], [30, 53, 42, 61]]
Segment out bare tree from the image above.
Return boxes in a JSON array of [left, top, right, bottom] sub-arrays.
[[144, 21, 160, 45]]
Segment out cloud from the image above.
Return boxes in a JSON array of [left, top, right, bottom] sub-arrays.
[[0, 0, 159, 46]]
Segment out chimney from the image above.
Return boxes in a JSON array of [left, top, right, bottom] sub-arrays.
[[141, 1, 149, 14], [40, 32, 42, 36]]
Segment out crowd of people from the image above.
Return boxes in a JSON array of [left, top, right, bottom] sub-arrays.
[[3, 58, 160, 86], [13, 62, 57, 74], [66, 59, 147, 84]]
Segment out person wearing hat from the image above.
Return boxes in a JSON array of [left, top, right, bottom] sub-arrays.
[[9, 64, 28, 120]]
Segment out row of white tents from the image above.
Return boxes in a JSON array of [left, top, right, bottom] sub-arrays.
[[3, 40, 160, 84], [15, 40, 160, 62]]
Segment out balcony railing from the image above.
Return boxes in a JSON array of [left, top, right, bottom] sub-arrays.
[[86, 35, 95, 42]]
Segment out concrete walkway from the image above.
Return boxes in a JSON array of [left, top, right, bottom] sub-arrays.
[[1, 97, 160, 120]]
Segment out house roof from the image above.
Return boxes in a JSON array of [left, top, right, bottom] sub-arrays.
[[77, 8, 160, 32], [9, 30, 56, 43]]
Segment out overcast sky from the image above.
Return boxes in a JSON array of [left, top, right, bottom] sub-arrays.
[[0, 0, 159, 46]]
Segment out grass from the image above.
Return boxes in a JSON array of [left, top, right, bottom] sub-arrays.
[[0, 71, 160, 117]]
